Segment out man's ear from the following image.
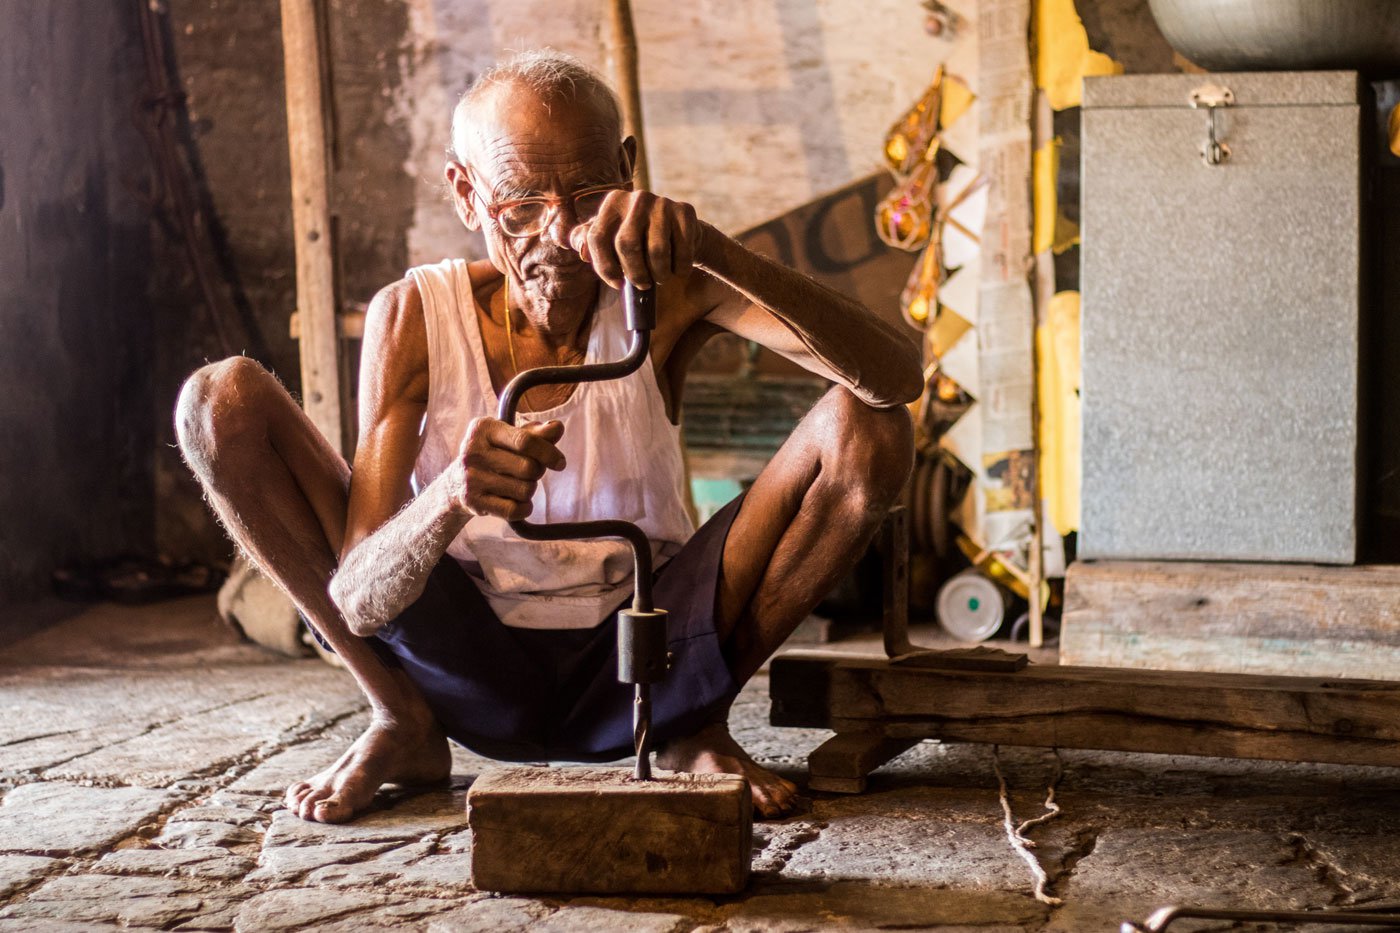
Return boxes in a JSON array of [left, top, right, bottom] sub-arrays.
[[621, 136, 638, 187], [445, 160, 482, 231]]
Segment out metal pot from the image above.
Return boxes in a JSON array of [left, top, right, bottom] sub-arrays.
[[1147, 0, 1400, 76]]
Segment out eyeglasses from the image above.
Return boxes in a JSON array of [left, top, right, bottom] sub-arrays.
[[474, 182, 628, 238]]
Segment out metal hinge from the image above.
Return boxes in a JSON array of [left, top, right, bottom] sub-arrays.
[[1189, 83, 1235, 166]]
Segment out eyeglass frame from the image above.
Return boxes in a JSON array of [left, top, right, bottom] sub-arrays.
[[464, 170, 634, 239]]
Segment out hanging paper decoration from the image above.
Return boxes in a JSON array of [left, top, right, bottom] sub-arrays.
[[884, 65, 945, 176]]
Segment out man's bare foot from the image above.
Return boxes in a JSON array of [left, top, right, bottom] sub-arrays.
[[282, 714, 451, 823], [655, 721, 802, 819]]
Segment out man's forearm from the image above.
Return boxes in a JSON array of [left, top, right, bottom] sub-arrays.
[[330, 474, 470, 636], [696, 223, 924, 407]]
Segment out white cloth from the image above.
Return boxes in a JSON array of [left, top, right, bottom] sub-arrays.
[[407, 259, 695, 629]]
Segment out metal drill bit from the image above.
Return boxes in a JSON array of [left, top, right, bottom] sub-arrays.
[[633, 682, 652, 781]]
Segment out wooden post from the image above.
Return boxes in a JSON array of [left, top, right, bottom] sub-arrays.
[[280, 0, 343, 452], [608, 0, 650, 191]]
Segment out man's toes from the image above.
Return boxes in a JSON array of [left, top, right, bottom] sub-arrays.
[[751, 786, 783, 820], [296, 786, 335, 821], [284, 781, 312, 809], [311, 795, 353, 824]]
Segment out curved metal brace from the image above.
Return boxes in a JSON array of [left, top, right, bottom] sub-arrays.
[[494, 283, 657, 611]]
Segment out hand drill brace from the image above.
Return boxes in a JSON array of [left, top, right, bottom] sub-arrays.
[[494, 282, 668, 780]]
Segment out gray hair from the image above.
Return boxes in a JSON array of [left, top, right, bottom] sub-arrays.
[[450, 49, 623, 161]]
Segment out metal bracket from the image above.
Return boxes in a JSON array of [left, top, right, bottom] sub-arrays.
[[1188, 83, 1234, 166], [881, 506, 1028, 672]]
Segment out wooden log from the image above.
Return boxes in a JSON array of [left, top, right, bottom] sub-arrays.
[[770, 651, 1400, 768], [1063, 560, 1400, 679], [468, 767, 750, 895], [279, 0, 343, 452]]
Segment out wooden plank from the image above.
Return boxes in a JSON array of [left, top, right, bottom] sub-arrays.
[[829, 660, 1400, 767], [279, 0, 343, 452], [1063, 560, 1400, 678]]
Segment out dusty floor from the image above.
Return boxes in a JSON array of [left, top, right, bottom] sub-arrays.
[[2, 597, 1399, 932]]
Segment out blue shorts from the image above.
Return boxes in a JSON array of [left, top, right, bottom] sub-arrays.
[[356, 493, 745, 762]]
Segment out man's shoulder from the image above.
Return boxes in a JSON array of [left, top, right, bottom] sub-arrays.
[[363, 276, 428, 376]]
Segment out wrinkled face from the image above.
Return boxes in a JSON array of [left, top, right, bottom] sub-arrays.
[[448, 84, 631, 326]]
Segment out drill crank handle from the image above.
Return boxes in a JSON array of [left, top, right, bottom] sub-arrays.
[[494, 283, 658, 613]]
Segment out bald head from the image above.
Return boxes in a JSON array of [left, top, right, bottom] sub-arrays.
[[450, 50, 624, 165]]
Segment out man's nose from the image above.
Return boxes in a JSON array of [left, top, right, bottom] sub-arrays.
[[544, 202, 583, 251]]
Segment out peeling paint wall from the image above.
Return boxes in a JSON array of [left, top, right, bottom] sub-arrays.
[[0, 2, 155, 612], [151, 0, 417, 561], [399, 0, 953, 263]]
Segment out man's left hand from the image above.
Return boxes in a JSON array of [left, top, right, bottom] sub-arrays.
[[570, 190, 702, 291]]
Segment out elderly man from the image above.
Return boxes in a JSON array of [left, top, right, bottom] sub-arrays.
[[177, 50, 920, 823]]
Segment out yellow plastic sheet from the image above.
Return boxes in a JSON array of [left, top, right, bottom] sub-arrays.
[[1032, 137, 1080, 256], [1034, 0, 1121, 111], [1390, 102, 1400, 158], [1036, 290, 1081, 534]]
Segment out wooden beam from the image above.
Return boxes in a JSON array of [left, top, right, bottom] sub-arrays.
[[289, 309, 364, 341], [608, 0, 650, 191], [1063, 560, 1400, 679], [280, 0, 343, 452], [771, 651, 1400, 769]]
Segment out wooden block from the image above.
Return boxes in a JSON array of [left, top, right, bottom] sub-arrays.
[[808, 731, 919, 794], [467, 767, 751, 895], [1063, 560, 1400, 679]]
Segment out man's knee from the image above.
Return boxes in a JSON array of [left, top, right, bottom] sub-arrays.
[[175, 356, 271, 476], [820, 387, 914, 507]]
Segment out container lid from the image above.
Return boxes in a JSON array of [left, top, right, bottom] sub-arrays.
[[936, 570, 1006, 643], [1083, 70, 1361, 109]]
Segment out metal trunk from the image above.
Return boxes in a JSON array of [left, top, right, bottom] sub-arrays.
[[1079, 71, 1366, 564]]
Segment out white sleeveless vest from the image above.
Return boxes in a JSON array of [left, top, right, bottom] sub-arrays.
[[407, 259, 695, 629]]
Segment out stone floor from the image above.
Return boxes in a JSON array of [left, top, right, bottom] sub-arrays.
[[2, 597, 1399, 932]]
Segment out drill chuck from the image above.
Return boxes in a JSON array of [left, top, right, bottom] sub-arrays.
[[617, 608, 669, 685]]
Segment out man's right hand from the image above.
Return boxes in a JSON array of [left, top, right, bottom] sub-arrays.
[[449, 416, 567, 521]]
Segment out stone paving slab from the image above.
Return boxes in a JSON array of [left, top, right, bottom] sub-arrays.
[[530, 904, 691, 932], [0, 874, 240, 928], [1289, 831, 1400, 905], [96, 846, 256, 881], [723, 882, 1050, 930], [0, 782, 177, 855], [1041, 827, 1334, 932], [260, 787, 469, 847], [423, 895, 552, 932], [48, 685, 364, 787], [247, 841, 400, 883], [228, 733, 360, 796], [230, 887, 438, 931], [156, 819, 265, 850], [0, 854, 59, 900], [777, 799, 1026, 888], [306, 838, 475, 894], [0, 921, 164, 932]]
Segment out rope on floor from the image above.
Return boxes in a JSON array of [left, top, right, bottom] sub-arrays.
[[993, 746, 1065, 906]]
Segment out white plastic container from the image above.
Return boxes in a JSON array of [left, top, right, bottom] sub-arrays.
[[936, 569, 1007, 643]]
